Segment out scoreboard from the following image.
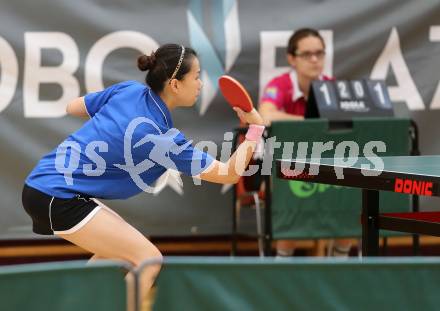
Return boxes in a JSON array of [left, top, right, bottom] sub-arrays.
[[307, 79, 393, 119]]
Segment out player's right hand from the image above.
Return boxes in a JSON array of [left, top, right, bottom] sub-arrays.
[[233, 107, 264, 126]]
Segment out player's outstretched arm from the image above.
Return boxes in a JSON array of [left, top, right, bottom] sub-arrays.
[[199, 139, 259, 184], [199, 108, 265, 184], [66, 97, 90, 119]]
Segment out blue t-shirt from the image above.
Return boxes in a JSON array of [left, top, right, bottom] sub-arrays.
[[25, 81, 215, 199]]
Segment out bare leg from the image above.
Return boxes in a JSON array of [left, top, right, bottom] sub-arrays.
[[335, 238, 352, 249], [88, 253, 137, 311], [276, 240, 296, 257], [56, 207, 162, 304], [88, 254, 106, 262], [328, 238, 352, 257]]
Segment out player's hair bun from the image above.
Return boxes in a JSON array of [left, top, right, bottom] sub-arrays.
[[137, 52, 156, 71]]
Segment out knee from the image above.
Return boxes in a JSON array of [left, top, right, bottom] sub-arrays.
[[138, 249, 163, 280], [147, 249, 163, 273], [146, 245, 163, 264], [132, 245, 163, 268], [148, 248, 163, 274]]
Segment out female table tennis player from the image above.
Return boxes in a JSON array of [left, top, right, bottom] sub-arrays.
[[22, 43, 265, 300]]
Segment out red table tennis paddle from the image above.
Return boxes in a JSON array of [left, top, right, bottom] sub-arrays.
[[218, 75, 254, 112]]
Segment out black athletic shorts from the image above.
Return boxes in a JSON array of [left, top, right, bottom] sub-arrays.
[[22, 184, 101, 235]]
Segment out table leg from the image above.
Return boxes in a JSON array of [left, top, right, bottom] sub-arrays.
[[362, 189, 379, 256]]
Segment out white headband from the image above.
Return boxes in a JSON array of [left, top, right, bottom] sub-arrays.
[[170, 46, 185, 80]]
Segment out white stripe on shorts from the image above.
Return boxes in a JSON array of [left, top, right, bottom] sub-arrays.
[[48, 196, 55, 231], [53, 206, 102, 235]]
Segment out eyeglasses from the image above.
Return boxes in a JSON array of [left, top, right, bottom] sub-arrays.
[[294, 50, 326, 61]]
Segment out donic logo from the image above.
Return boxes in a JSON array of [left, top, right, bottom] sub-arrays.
[[187, 0, 241, 115]]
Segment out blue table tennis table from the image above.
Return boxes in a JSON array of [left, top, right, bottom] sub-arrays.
[[277, 155, 440, 256]]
